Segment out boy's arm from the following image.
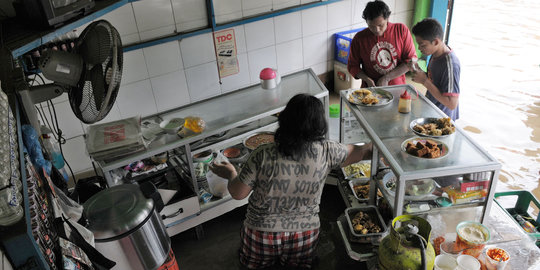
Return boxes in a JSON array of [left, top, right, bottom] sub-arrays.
[[348, 35, 376, 87], [422, 79, 459, 110], [411, 56, 460, 110]]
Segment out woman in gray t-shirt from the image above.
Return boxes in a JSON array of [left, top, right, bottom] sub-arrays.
[[210, 94, 370, 269]]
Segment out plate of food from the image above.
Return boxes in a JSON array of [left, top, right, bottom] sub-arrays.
[[382, 171, 436, 200], [221, 144, 249, 163], [243, 132, 275, 150], [401, 137, 449, 159], [347, 88, 393, 106], [410, 117, 455, 138], [342, 160, 371, 179]]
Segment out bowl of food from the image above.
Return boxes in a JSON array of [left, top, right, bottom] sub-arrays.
[[485, 247, 510, 270], [221, 144, 249, 163], [342, 160, 371, 179], [402, 137, 449, 159], [243, 132, 275, 150], [159, 118, 185, 134], [455, 221, 490, 258], [410, 117, 455, 138]]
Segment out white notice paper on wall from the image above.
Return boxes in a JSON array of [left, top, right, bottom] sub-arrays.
[[214, 29, 239, 77]]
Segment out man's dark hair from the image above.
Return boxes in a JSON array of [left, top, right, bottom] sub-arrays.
[[275, 94, 327, 159], [412, 18, 444, 42], [362, 0, 391, 21]]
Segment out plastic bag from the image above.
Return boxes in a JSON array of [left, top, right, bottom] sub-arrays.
[[206, 170, 229, 198]]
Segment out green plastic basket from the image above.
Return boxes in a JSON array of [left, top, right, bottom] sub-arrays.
[[493, 190, 540, 243]]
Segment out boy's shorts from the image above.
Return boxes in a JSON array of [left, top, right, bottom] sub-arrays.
[[239, 225, 320, 269]]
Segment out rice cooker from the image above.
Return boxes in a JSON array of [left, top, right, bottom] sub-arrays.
[[83, 184, 170, 270]]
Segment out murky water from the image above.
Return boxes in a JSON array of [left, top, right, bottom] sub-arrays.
[[450, 0, 540, 200]]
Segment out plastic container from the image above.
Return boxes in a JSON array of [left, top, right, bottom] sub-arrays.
[[455, 221, 490, 258], [398, 89, 412, 113], [434, 254, 458, 270], [344, 206, 387, 243], [440, 239, 461, 258], [333, 61, 361, 93], [334, 28, 366, 64], [456, 254, 480, 270], [329, 104, 340, 118], [206, 171, 229, 198], [484, 247, 509, 270], [493, 191, 540, 243]]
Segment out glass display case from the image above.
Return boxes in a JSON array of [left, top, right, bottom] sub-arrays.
[[93, 68, 330, 236], [338, 85, 501, 224]]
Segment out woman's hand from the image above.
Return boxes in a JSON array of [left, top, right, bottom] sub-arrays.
[[209, 161, 237, 180]]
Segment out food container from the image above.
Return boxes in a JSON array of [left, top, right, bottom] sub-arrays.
[[259, 68, 281, 89], [221, 144, 249, 163], [434, 254, 458, 270], [484, 247, 510, 270], [440, 239, 461, 258], [243, 132, 275, 150], [456, 254, 480, 270], [341, 160, 371, 179], [344, 206, 387, 243], [455, 221, 490, 258], [159, 118, 184, 134], [348, 179, 370, 202]]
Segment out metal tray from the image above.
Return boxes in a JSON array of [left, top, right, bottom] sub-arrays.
[[410, 117, 455, 138], [348, 179, 370, 202], [341, 160, 371, 179], [345, 206, 388, 243], [381, 171, 436, 201], [346, 88, 393, 107], [243, 131, 275, 150], [401, 137, 449, 159]]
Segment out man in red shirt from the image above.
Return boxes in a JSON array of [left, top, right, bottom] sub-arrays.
[[347, 0, 417, 87]]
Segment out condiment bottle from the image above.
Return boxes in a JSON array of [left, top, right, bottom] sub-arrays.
[[513, 214, 537, 233], [398, 90, 412, 113]]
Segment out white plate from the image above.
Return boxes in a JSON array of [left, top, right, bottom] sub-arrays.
[[410, 117, 455, 138], [347, 88, 393, 107], [382, 171, 436, 201], [401, 137, 450, 159]]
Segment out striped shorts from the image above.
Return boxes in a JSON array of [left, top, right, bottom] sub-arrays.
[[239, 226, 319, 269]]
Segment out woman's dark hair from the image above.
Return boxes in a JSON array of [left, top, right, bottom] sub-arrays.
[[275, 94, 327, 158], [412, 18, 444, 42], [362, 0, 391, 21]]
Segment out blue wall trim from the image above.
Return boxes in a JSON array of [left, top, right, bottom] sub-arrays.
[[123, 0, 342, 53]]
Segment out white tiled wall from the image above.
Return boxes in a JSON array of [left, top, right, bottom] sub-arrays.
[[57, 0, 414, 175]]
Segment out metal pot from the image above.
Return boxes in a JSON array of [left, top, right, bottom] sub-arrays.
[[83, 184, 170, 270]]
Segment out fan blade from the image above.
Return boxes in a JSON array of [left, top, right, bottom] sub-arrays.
[[90, 64, 106, 111], [78, 23, 112, 65]]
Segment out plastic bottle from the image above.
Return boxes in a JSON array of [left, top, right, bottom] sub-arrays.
[[41, 126, 69, 182], [398, 90, 412, 113], [513, 214, 537, 233]]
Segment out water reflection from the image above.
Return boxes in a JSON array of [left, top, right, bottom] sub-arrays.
[[450, 0, 540, 198]]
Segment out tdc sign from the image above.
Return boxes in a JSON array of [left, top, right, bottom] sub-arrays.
[[216, 34, 233, 42]]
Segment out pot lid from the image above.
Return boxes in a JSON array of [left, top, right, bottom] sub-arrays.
[[259, 68, 276, 80], [83, 184, 154, 240]]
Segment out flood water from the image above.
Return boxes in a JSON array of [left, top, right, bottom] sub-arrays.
[[450, 0, 540, 200]]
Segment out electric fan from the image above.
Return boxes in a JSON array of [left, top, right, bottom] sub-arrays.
[[18, 19, 122, 130]]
